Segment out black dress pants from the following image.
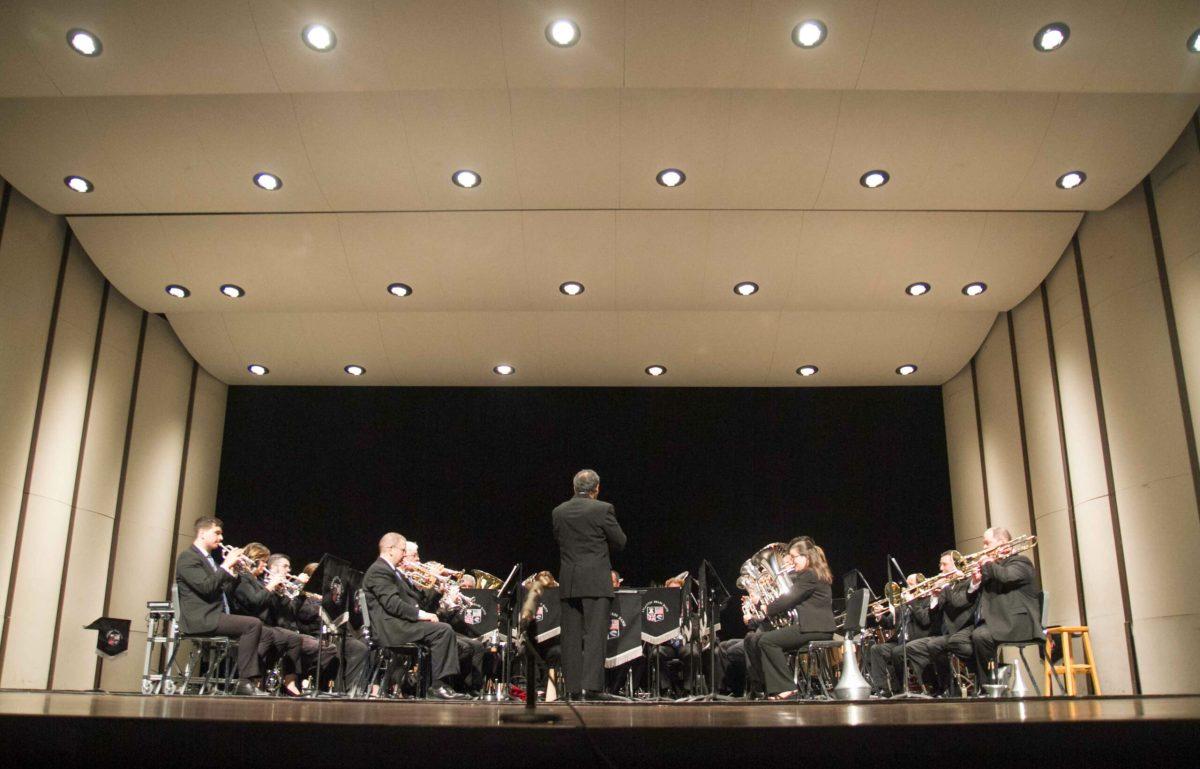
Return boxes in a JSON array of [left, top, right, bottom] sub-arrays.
[[299, 633, 368, 692], [212, 613, 263, 678], [259, 625, 302, 672], [904, 628, 974, 693], [758, 626, 834, 695], [715, 638, 747, 695], [561, 596, 610, 694], [868, 641, 900, 694], [400, 620, 461, 686]]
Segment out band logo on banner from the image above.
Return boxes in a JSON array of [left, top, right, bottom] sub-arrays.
[[640, 587, 683, 645], [85, 617, 131, 658], [605, 590, 643, 668], [455, 589, 499, 639]]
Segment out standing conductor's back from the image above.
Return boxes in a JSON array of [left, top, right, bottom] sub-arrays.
[[553, 469, 626, 699]]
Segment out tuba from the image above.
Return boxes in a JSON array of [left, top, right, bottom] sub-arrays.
[[737, 543, 798, 628]]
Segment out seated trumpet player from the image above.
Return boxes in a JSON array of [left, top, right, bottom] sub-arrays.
[[229, 542, 304, 695], [173, 516, 266, 696], [265, 553, 368, 696], [749, 538, 836, 700], [363, 533, 470, 700]]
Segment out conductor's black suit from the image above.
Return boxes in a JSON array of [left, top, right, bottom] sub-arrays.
[[553, 493, 626, 695]]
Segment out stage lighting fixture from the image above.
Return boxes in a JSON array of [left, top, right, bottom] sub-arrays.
[[860, 170, 889, 189], [253, 172, 282, 191], [220, 284, 245, 298], [792, 20, 827, 48], [64, 175, 93, 193], [656, 168, 686, 188], [67, 28, 101, 56], [344, 364, 365, 376], [1056, 171, 1086, 190], [895, 364, 918, 376], [734, 282, 759, 296], [248, 364, 269, 376], [905, 282, 930, 297], [452, 170, 481, 188], [962, 282, 987, 297], [493, 364, 515, 376], [559, 281, 585, 296], [1034, 22, 1069, 52], [645, 365, 666, 377], [546, 19, 580, 47], [165, 285, 190, 299], [796, 365, 819, 377], [302, 23, 336, 51], [387, 283, 413, 297]]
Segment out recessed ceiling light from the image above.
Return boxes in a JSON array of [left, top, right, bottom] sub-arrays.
[[860, 170, 890, 189], [645, 365, 667, 377], [1056, 171, 1086, 189], [546, 19, 580, 47], [962, 282, 988, 297], [452, 169, 481, 188], [387, 282, 413, 297], [1189, 29, 1200, 53], [1034, 22, 1070, 52], [493, 364, 514, 376], [792, 20, 827, 48], [64, 175, 93, 193], [905, 282, 931, 297], [895, 364, 918, 376], [253, 172, 282, 191], [796, 365, 819, 377], [656, 168, 686, 188], [165, 284, 190, 299], [67, 28, 101, 56], [302, 23, 336, 52], [220, 284, 245, 298], [247, 364, 269, 376], [559, 281, 585, 296], [734, 281, 759, 296], [344, 364, 365, 376]]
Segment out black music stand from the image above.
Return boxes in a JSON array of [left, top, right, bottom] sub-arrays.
[[886, 556, 931, 700], [641, 586, 683, 700], [679, 560, 735, 702], [311, 554, 357, 697], [487, 563, 521, 703], [500, 575, 559, 724]]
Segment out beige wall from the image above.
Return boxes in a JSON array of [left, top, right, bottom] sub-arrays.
[[943, 115, 1200, 694], [0, 183, 226, 691]]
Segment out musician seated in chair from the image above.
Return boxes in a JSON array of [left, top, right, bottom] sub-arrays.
[[229, 542, 304, 694], [174, 516, 266, 696], [968, 526, 1039, 682], [363, 532, 470, 700], [266, 553, 368, 696], [902, 550, 977, 696], [866, 573, 935, 696], [748, 538, 836, 700]]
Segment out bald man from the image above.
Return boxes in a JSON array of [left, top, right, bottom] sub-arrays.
[[362, 532, 469, 700], [968, 526, 1039, 681]]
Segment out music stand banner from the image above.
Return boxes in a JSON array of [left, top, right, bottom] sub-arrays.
[[454, 589, 500, 639], [318, 555, 356, 628], [531, 586, 561, 643], [640, 587, 683, 644], [605, 590, 644, 668]]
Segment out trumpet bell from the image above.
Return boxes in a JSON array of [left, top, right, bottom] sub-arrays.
[[471, 570, 504, 590]]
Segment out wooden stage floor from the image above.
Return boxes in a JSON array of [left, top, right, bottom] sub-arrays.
[[2, 690, 1196, 766]]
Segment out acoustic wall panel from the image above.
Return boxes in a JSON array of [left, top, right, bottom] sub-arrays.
[[0, 189, 65, 664], [973, 317, 1031, 539], [1, 240, 103, 687], [943, 366, 986, 552]]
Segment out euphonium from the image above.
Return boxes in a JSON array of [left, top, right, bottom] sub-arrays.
[[737, 543, 797, 628]]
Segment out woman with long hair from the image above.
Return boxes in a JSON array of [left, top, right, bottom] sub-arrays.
[[752, 537, 836, 700]]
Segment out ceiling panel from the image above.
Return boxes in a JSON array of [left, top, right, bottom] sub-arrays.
[[2, 1, 1197, 96], [3, 90, 1194, 216], [68, 209, 1081, 316], [168, 308, 996, 387]]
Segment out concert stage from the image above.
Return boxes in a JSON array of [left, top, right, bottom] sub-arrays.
[[1, 691, 1194, 767]]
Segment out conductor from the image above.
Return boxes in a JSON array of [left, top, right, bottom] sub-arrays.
[[553, 469, 626, 700]]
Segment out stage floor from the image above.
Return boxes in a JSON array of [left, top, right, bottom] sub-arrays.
[[2, 690, 1196, 766]]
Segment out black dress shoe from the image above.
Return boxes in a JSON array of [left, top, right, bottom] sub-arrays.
[[582, 690, 629, 702], [428, 685, 471, 701], [234, 679, 269, 696]]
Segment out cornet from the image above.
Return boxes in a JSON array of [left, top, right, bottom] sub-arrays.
[[218, 544, 258, 572]]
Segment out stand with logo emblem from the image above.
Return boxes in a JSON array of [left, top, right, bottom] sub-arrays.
[[314, 554, 359, 697], [640, 587, 683, 699]]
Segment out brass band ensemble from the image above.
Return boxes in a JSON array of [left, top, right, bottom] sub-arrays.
[[166, 468, 1041, 701]]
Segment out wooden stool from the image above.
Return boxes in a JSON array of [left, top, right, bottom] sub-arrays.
[[1044, 626, 1100, 696]]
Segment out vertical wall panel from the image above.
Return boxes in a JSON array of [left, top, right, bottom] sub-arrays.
[[974, 316, 1031, 538], [1041, 252, 1134, 693], [100, 316, 193, 691], [1155, 125, 1200, 498], [50, 290, 141, 690], [1011, 292, 1081, 626], [942, 366, 986, 552], [174, 369, 227, 558], [0, 191, 65, 646], [1, 242, 104, 687], [1080, 181, 1200, 694]]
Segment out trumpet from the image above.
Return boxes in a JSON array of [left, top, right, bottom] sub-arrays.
[[219, 544, 258, 572], [398, 561, 463, 590]]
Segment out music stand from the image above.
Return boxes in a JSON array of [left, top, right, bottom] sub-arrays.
[[486, 563, 521, 703], [312, 554, 356, 697], [680, 559, 735, 702]]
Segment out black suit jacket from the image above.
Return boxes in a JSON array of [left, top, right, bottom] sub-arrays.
[[363, 557, 428, 647], [976, 554, 1039, 642], [938, 579, 976, 635], [175, 545, 239, 635], [552, 494, 626, 599], [230, 573, 297, 627], [763, 570, 836, 633]]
